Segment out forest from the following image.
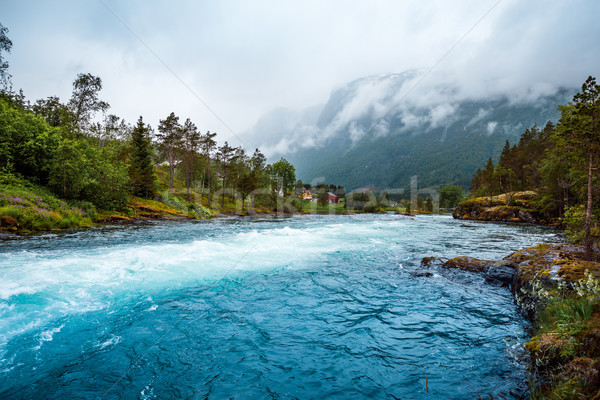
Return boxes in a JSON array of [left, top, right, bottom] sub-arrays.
[[469, 76, 600, 258], [0, 76, 300, 220], [0, 23, 305, 230]]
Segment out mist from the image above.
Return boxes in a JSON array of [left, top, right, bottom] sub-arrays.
[[2, 0, 598, 148]]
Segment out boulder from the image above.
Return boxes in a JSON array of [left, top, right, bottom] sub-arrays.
[[484, 262, 517, 286], [451, 191, 551, 224], [419, 256, 517, 287]]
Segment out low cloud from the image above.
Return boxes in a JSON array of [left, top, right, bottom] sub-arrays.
[[246, 68, 571, 158], [3, 0, 598, 150]]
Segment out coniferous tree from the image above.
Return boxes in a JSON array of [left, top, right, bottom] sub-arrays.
[[424, 196, 433, 212], [181, 118, 200, 202], [157, 112, 182, 193], [129, 116, 156, 198], [557, 76, 600, 259], [482, 157, 496, 203]]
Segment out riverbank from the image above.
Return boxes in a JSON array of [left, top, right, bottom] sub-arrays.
[[1, 178, 399, 234], [422, 244, 600, 398], [0, 181, 194, 233], [452, 191, 559, 226]]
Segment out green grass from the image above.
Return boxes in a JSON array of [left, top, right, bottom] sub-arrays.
[[0, 176, 95, 231], [527, 270, 600, 399]]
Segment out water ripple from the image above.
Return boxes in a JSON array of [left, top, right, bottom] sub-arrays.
[[0, 215, 558, 399]]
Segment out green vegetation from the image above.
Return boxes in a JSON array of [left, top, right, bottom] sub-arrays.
[[0, 174, 95, 231], [0, 24, 307, 231], [525, 270, 600, 399], [468, 76, 600, 260], [129, 117, 156, 198], [0, 22, 12, 90], [271, 158, 296, 195], [439, 185, 464, 209], [345, 191, 386, 213], [463, 76, 600, 398]]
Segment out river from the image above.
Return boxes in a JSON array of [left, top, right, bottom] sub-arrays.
[[0, 214, 560, 399]]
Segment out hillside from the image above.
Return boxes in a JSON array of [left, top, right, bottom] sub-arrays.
[[245, 71, 573, 191]]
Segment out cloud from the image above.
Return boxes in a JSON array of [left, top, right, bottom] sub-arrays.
[[1, 0, 599, 152], [429, 103, 457, 128]]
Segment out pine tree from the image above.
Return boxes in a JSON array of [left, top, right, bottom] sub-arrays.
[[129, 116, 156, 198], [200, 131, 217, 208], [483, 157, 496, 204], [216, 141, 237, 208], [558, 76, 600, 259], [181, 118, 200, 202], [157, 112, 182, 193]]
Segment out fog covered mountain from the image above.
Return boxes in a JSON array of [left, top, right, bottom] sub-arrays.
[[244, 70, 573, 190]]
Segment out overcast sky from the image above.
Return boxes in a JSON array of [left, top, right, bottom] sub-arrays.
[[2, 0, 599, 147]]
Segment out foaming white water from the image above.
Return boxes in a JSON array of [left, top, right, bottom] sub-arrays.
[[0, 220, 399, 348], [32, 324, 64, 351], [0, 282, 38, 300], [97, 334, 122, 349], [0, 215, 558, 353]]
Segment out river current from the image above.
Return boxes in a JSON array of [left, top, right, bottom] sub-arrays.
[[0, 214, 560, 399]]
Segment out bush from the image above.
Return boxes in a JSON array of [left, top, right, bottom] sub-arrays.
[[48, 138, 131, 210], [0, 180, 95, 231], [160, 191, 187, 210], [562, 205, 589, 243], [0, 99, 60, 184], [291, 197, 305, 213], [159, 191, 213, 218]]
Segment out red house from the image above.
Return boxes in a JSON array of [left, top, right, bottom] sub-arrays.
[[327, 192, 340, 203]]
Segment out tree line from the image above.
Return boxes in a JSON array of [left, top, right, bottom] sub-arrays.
[[0, 23, 297, 213], [470, 76, 600, 258], [1, 73, 298, 212]]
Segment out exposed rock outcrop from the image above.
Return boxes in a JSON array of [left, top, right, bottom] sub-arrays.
[[452, 191, 555, 225], [421, 255, 516, 286], [421, 244, 600, 398], [421, 243, 599, 319]]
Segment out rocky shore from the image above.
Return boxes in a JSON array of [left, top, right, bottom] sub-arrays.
[[452, 191, 557, 225], [422, 244, 600, 398]]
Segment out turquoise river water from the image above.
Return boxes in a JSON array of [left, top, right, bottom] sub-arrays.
[[0, 214, 560, 399]]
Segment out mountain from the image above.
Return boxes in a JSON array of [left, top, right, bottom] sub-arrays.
[[244, 71, 574, 191]]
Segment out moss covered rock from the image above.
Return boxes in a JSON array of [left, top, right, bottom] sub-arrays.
[[452, 191, 552, 224], [420, 256, 517, 286]]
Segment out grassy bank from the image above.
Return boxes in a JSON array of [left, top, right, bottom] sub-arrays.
[[527, 280, 600, 399], [0, 177, 95, 232], [0, 175, 216, 233], [507, 245, 600, 399]]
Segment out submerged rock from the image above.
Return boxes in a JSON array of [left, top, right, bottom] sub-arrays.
[[422, 244, 600, 318], [423, 243, 600, 398], [420, 256, 516, 287], [411, 272, 434, 278]]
